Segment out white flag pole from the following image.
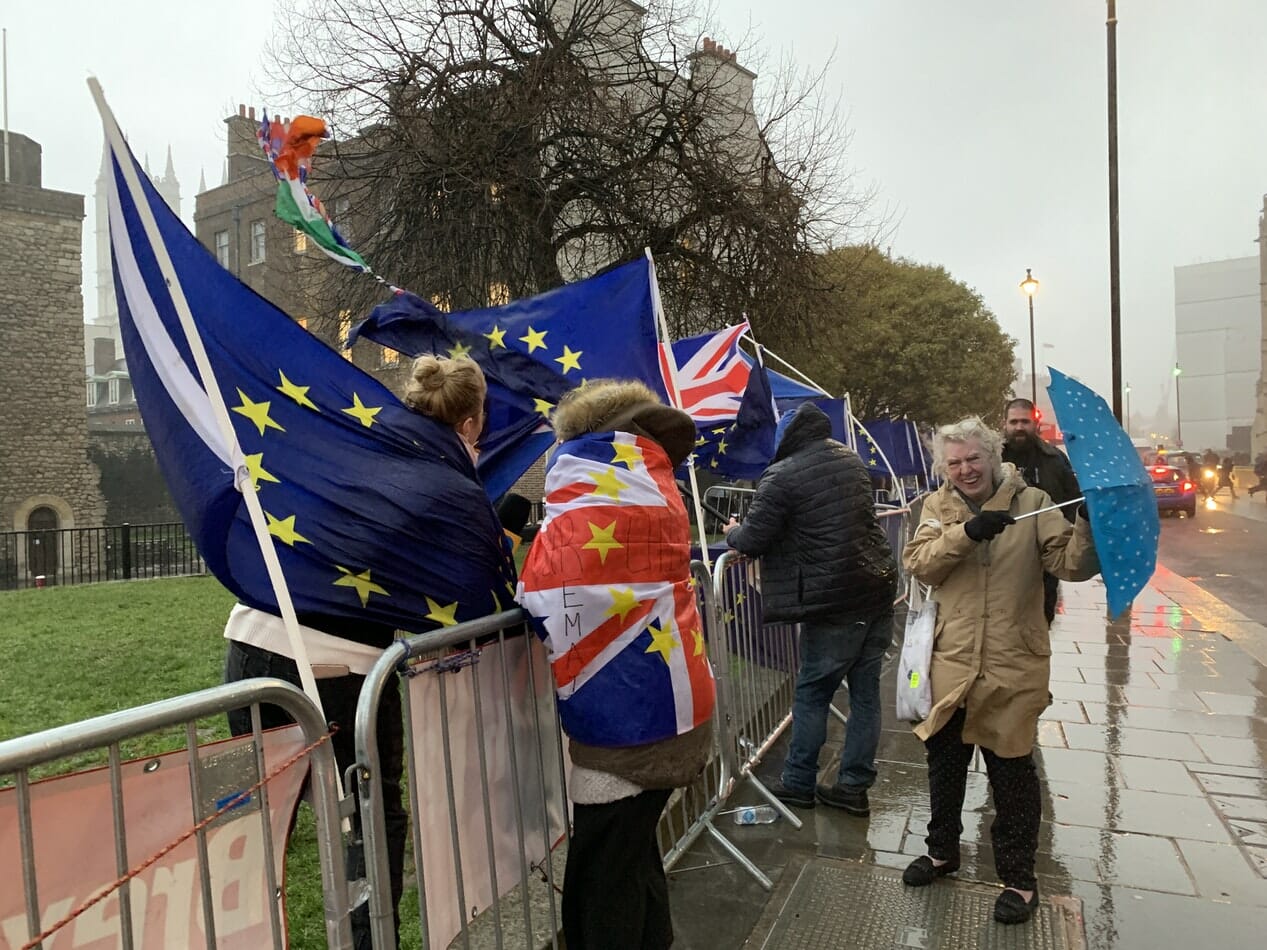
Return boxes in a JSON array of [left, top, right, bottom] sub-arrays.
[[644, 249, 713, 569], [89, 80, 330, 726]]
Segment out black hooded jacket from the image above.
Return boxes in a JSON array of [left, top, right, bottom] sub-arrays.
[[725, 403, 897, 622]]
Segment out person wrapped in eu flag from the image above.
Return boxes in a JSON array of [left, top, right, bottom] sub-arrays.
[[517, 380, 716, 950], [224, 355, 505, 950]]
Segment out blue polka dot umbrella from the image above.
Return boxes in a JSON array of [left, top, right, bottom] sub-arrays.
[[1047, 367, 1160, 618]]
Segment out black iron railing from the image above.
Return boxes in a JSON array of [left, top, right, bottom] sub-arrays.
[[0, 523, 205, 591]]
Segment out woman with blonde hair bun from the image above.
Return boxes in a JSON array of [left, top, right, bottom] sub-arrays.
[[403, 354, 487, 462]]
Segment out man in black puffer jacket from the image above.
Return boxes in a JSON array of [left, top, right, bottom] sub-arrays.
[[724, 402, 897, 816]]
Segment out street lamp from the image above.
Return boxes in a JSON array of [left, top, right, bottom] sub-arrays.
[[1172, 364, 1183, 447], [1020, 268, 1040, 404], [1124, 382, 1131, 436]]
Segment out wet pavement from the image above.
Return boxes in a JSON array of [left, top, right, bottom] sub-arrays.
[[666, 567, 1267, 949]]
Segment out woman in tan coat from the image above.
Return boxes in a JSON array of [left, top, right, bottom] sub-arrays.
[[900, 417, 1098, 924]]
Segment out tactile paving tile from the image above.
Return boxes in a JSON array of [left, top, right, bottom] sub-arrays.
[[758, 860, 1083, 950]]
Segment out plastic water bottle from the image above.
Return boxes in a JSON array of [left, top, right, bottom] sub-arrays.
[[733, 805, 778, 825]]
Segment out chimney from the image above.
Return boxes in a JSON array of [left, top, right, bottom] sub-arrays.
[[225, 102, 266, 183], [93, 337, 117, 376]]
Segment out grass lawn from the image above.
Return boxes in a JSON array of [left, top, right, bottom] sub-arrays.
[[0, 575, 422, 949]]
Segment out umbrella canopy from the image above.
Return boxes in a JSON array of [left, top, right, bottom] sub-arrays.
[[1047, 368, 1160, 617]]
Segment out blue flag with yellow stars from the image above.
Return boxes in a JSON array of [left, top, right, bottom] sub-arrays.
[[689, 356, 778, 480], [1047, 367, 1158, 617], [852, 418, 931, 478], [105, 128, 517, 635], [349, 261, 669, 500]]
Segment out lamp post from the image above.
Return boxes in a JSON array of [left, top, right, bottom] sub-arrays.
[[1107, 1, 1123, 423], [1124, 382, 1131, 436], [1020, 269, 1040, 405], [1172, 364, 1183, 447]]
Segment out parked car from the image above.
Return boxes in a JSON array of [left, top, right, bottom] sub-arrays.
[[1149, 465, 1197, 517]]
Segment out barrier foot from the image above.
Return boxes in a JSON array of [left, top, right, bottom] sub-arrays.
[[704, 819, 774, 891], [747, 775, 803, 830], [828, 702, 848, 727]]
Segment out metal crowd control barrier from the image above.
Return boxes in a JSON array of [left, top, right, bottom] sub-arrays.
[[0, 680, 352, 949], [355, 610, 569, 950]]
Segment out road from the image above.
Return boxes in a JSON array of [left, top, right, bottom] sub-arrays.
[[1155, 497, 1267, 628]]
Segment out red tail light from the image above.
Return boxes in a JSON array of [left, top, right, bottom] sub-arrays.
[[1152, 466, 1169, 474], [1182, 480, 1194, 492]]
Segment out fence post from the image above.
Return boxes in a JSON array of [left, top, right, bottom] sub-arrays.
[[120, 523, 132, 581]]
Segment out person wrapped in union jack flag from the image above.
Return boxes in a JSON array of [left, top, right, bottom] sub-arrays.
[[517, 379, 716, 950]]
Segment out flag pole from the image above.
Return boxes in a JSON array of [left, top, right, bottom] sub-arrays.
[[751, 343, 831, 396], [88, 79, 330, 726], [645, 249, 713, 569]]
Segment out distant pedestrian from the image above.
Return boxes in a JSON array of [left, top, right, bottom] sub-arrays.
[[1000, 398, 1081, 627], [1218, 456, 1238, 499], [725, 402, 898, 816], [1247, 451, 1267, 499], [901, 417, 1099, 925]]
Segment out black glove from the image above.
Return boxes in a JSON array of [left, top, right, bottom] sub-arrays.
[[964, 510, 1015, 542]]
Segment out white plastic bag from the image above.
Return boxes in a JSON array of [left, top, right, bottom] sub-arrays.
[[896, 580, 935, 722]]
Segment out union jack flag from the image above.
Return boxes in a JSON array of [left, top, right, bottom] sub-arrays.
[[517, 432, 716, 747], [660, 322, 752, 424]]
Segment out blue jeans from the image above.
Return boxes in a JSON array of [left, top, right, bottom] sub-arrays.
[[782, 607, 894, 792]]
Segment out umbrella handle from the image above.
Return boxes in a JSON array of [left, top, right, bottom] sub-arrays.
[[1013, 496, 1086, 521]]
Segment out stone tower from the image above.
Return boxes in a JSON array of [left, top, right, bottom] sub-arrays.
[[0, 131, 107, 576]]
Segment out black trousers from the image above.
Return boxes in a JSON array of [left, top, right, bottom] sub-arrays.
[[922, 707, 1040, 891], [224, 641, 407, 950], [563, 789, 674, 950]]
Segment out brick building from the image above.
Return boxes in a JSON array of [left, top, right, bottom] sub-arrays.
[[0, 131, 107, 580]]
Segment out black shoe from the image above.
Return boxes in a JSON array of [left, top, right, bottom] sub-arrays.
[[769, 781, 815, 809], [993, 886, 1039, 924], [902, 854, 961, 887], [815, 783, 870, 816]]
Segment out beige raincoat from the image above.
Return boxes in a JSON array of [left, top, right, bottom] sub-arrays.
[[902, 465, 1099, 757]]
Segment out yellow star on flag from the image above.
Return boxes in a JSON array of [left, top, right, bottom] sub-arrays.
[[692, 627, 706, 657], [611, 442, 643, 470], [232, 389, 285, 437], [735, 590, 747, 605], [554, 345, 582, 373], [717, 438, 729, 455], [276, 371, 319, 411], [243, 453, 280, 491], [712, 427, 727, 435], [589, 466, 629, 500], [604, 587, 641, 623], [343, 393, 382, 428], [447, 340, 472, 359], [425, 596, 460, 626], [519, 326, 548, 353], [695, 435, 707, 447], [710, 458, 719, 469], [533, 397, 555, 417], [333, 566, 389, 607], [583, 520, 624, 564], [484, 325, 507, 348], [265, 512, 309, 547], [644, 621, 679, 663], [723, 610, 735, 624]]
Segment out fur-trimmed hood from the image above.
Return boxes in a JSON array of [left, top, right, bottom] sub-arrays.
[[552, 379, 696, 467]]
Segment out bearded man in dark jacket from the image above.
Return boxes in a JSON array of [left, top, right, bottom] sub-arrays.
[[1000, 398, 1082, 626], [724, 402, 897, 815]]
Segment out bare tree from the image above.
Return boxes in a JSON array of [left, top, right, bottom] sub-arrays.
[[272, 0, 876, 338]]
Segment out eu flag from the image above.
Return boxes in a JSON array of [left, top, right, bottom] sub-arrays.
[[349, 262, 668, 499], [691, 357, 778, 480], [105, 122, 517, 634]]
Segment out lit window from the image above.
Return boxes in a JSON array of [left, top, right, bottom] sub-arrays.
[[249, 220, 266, 264], [488, 282, 511, 306], [294, 231, 308, 254], [382, 346, 400, 367], [338, 310, 353, 361], [214, 230, 230, 268]]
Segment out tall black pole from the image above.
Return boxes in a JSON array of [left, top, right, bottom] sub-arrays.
[[1107, 1, 1123, 422], [1029, 295, 1038, 405]]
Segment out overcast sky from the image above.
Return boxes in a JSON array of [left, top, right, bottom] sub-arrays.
[[6, 1, 1266, 421]]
